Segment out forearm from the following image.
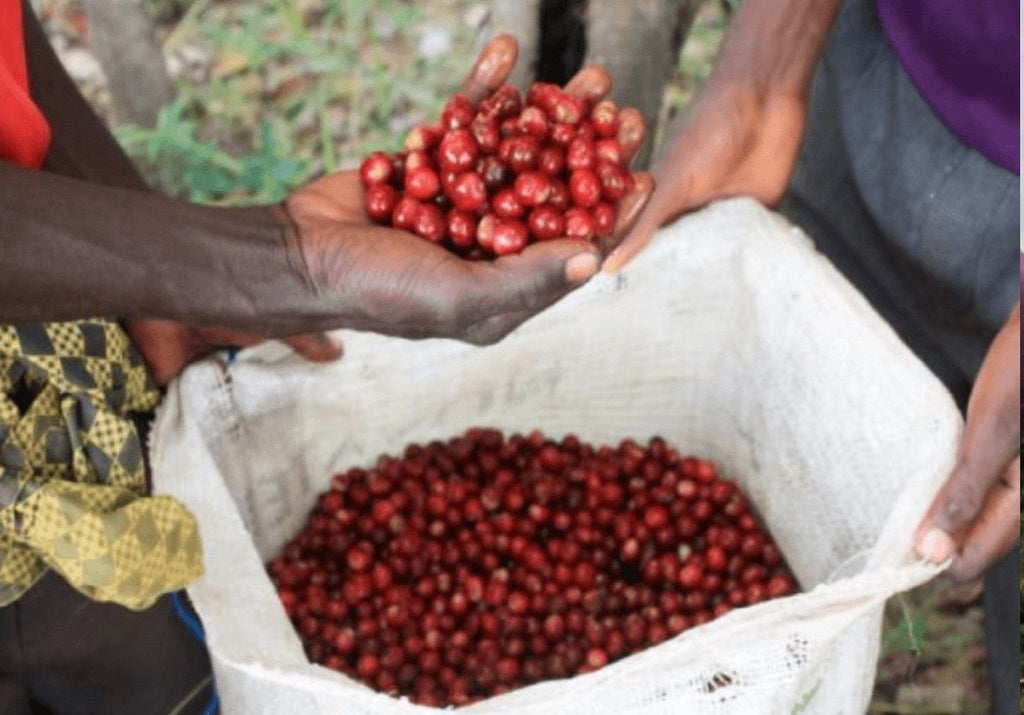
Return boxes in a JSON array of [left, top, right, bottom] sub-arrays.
[[22, 0, 149, 190], [0, 161, 315, 333], [710, 0, 842, 100]]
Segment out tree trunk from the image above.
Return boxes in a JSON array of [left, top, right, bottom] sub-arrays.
[[81, 0, 175, 127], [584, 0, 696, 165]]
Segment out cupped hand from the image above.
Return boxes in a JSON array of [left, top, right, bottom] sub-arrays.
[[284, 34, 653, 345], [127, 34, 653, 382], [604, 82, 806, 272]]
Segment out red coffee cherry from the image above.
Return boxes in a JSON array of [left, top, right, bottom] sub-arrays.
[[527, 206, 565, 241], [491, 221, 529, 256], [569, 169, 601, 208], [415, 203, 446, 243], [513, 171, 553, 208], [449, 172, 487, 212], [404, 166, 441, 201], [360, 151, 394, 187], [564, 208, 597, 241], [437, 129, 479, 173], [391, 196, 421, 231], [365, 184, 398, 223]]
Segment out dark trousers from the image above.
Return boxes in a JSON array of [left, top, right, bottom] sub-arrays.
[[0, 571, 213, 715], [780, 1, 1020, 712]]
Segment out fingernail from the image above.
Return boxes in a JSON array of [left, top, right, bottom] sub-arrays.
[[917, 527, 955, 563], [565, 253, 600, 283]]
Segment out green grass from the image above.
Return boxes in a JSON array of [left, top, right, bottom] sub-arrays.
[[118, 0, 479, 204]]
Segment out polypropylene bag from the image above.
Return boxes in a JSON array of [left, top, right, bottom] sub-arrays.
[[151, 198, 961, 714]]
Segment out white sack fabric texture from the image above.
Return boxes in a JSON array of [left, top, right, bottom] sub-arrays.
[[151, 198, 961, 714]]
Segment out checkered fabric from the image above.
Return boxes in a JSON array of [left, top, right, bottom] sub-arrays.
[[0, 320, 203, 610]]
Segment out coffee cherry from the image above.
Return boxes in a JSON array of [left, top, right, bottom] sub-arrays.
[[449, 172, 487, 212], [279, 427, 795, 706], [526, 82, 560, 113], [569, 169, 601, 208], [415, 203, 446, 243], [360, 151, 394, 187], [470, 118, 501, 155], [365, 184, 398, 223], [564, 208, 596, 241], [404, 149, 432, 172], [479, 84, 522, 120], [438, 129, 479, 173], [513, 171, 553, 207], [391, 196, 421, 231], [566, 137, 596, 171], [552, 93, 587, 124], [476, 214, 498, 252], [491, 221, 529, 256], [595, 138, 623, 166], [478, 156, 509, 189], [550, 122, 576, 146], [518, 106, 550, 137], [527, 206, 565, 241], [504, 136, 541, 173], [491, 188, 525, 220], [405, 124, 441, 152], [404, 167, 440, 201], [593, 202, 616, 237], [547, 181, 570, 211], [591, 99, 620, 137], [596, 161, 632, 202], [446, 209, 478, 249], [441, 94, 474, 130]]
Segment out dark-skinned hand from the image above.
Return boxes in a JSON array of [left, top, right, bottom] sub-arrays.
[[132, 34, 652, 385]]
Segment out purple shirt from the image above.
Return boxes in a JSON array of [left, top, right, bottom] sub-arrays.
[[877, 0, 1019, 175]]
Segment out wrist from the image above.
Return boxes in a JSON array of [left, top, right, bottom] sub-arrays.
[[710, 0, 841, 102]]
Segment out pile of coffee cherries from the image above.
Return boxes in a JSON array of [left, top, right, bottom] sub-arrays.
[[359, 83, 636, 257], [267, 429, 796, 707]]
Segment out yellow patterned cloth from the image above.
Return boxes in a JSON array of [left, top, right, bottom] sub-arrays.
[[0, 320, 203, 610]]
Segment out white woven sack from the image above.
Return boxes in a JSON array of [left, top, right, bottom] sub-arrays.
[[151, 198, 960, 715]]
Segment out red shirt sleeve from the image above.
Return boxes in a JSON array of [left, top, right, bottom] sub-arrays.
[[0, 0, 52, 169]]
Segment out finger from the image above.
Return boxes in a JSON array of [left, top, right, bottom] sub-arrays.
[[564, 64, 612, 103], [617, 108, 645, 166], [946, 458, 1020, 582], [461, 34, 518, 104], [595, 172, 655, 255], [601, 196, 664, 273], [281, 332, 344, 363]]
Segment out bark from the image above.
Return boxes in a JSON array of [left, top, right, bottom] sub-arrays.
[[81, 0, 175, 127]]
